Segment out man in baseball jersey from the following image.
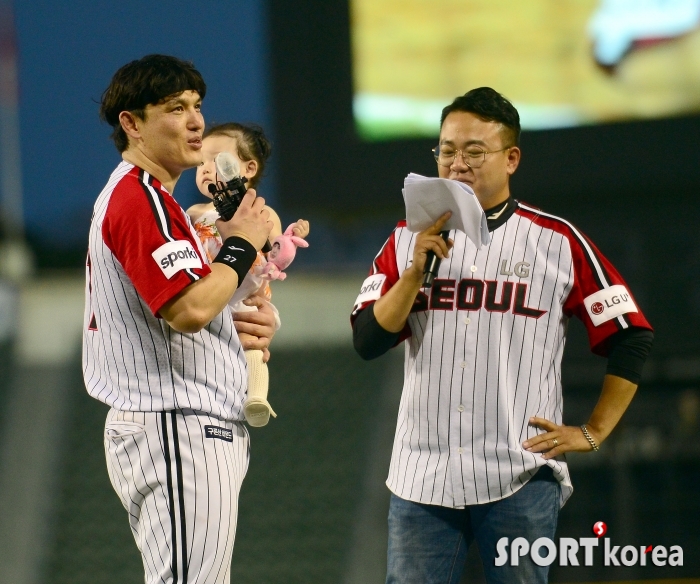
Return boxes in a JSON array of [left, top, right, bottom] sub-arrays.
[[83, 55, 276, 584], [351, 87, 653, 583]]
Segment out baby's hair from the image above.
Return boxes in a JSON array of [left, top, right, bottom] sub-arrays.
[[204, 122, 272, 188]]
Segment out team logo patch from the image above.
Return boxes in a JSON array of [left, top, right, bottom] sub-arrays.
[[204, 425, 233, 442], [152, 240, 202, 279], [584, 285, 637, 326], [353, 274, 387, 310]]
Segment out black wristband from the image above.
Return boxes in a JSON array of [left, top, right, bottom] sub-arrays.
[[213, 236, 257, 287]]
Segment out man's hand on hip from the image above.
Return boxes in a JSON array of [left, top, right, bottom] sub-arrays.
[[523, 417, 598, 459]]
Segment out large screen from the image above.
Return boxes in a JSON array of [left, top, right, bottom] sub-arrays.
[[351, 0, 700, 140]]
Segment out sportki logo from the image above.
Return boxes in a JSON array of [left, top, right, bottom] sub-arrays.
[[495, 521, 683, 568], [359, 279, 383, 296], [160, 247, 199, 269]]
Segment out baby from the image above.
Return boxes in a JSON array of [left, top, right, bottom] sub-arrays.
[[188, 122, 309, 426]]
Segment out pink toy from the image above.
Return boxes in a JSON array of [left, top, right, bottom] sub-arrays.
[[260, 223, 309, 281]]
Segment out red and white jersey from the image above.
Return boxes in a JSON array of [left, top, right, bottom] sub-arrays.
[[83, 162, 248, 420], [352, 200, 651, 508]]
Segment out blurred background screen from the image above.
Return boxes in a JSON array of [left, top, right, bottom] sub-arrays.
[[351, 0, 700, 139]]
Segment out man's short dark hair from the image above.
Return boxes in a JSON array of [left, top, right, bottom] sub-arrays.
[[440, 87, 521, 147], [100, 54, 207, 152]]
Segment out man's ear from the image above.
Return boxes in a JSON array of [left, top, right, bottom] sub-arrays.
[[119, 111, 141, 142], [506, 146, 521, 176]]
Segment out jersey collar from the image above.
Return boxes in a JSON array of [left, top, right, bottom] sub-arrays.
[[484, 197, 517, 232]]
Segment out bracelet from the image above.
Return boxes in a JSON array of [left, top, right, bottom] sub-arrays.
[[213, 236, 257, 287], [580, 424, 600, 452]]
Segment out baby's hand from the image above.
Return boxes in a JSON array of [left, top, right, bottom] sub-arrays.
[[292, 219, 310, 239]]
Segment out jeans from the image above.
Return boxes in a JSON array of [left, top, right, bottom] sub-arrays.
[[386, 466, 560, 584]]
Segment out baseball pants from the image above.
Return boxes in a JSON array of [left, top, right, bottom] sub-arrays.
[[104, 408, 249, 584]]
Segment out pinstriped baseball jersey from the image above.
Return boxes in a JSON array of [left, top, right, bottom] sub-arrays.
[[352, 199, 651, 508], [83, 161, 248, 420]]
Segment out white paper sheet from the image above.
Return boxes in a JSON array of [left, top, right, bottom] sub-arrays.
[[402, 173, 490, 247]]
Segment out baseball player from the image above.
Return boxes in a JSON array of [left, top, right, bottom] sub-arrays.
[[351, 87, 653, 584], [83, 55, 275, 584]]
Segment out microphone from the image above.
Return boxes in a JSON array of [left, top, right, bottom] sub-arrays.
[[422, 231, 450, 288], [210, 152, 271, 253]]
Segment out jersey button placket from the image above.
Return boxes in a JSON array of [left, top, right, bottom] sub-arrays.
[[463, 263, 477, 328]]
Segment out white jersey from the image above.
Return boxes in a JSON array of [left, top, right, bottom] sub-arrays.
[[352, 199, 651, 508], [83, 161, 248, 420]]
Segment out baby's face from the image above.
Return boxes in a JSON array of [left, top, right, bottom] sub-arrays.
[[195, 135, 245, 198]]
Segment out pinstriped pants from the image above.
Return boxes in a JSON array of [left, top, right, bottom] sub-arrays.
[[104, 408, 249, 584]]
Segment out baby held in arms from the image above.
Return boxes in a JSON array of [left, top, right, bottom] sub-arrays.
[[188, 122, 309, 427]]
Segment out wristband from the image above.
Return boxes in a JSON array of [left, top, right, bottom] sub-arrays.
[[580, 424, 600, 452], [213, 236, 257, 287]]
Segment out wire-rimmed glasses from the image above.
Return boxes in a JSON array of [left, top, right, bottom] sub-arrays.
[[432, 144, 512, 169]]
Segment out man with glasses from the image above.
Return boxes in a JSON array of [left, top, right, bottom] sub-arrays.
[[351, 87, 653, 583]]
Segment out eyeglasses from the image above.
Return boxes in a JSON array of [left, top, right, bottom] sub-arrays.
[[432, 144, 512, 169]]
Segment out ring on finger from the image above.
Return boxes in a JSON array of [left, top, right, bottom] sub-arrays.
[[552, 438, 559, 447]]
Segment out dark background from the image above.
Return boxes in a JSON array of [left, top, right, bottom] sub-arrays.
[[12, 0, 274, 262]]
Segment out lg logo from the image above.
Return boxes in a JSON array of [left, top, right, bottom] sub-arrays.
[[499, 259, 530, 279]]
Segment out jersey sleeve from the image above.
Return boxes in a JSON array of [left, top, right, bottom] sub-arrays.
[[350, 221, 412, 344], [103, 175, 212, 316], [562, 229, 652, 357]]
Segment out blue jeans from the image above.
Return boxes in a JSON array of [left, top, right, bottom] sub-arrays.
[[386, 466, 560, 584]]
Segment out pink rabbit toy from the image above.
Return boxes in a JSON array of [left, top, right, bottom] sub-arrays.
[[260, 223, 309, 281]]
